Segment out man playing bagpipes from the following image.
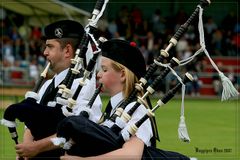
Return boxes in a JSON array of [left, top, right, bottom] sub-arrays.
[[13, 20, 102, 159], [52, 39, 190, 160]]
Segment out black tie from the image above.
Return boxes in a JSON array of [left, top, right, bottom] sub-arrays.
[[98, 101, 112, 123], [40, 78, 56, 105], [104, 101, 112, 120]]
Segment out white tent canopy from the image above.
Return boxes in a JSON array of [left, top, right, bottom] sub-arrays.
[[0, 0, 91, 27]]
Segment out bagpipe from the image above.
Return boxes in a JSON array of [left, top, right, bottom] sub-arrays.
[[52, 0, 240, 158], [0, 0, 109, 158], [51, 0, 234, 159], [53, 72, 193, 159]]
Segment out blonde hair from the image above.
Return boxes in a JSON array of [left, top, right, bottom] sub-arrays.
[[111, 61, 143, 99]]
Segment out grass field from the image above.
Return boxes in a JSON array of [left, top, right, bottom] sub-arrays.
[[0, 96, 239, 160]]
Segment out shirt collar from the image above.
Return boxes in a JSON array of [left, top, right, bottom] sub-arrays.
[[110, 92, 124, 110], [53, 68, 69, 87]]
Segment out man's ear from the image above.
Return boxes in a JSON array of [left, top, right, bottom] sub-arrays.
[[64, 44, 73, 58]]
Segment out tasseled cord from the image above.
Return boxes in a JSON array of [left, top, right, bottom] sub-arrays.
[[178, 85, 190, 142], [154, 60, 191, 142], [180, 6, 239, 101], [197, 6, 239, 101], [168, 67, 191, 142]]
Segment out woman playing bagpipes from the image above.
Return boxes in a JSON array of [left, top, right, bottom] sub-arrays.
[[54, 0, 239, 158], [57, 39, 190, 160], [14, 20, 102, 159]]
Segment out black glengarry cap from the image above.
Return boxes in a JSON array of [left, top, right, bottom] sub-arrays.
[[42, 20, 84, 40], [101, 39, 146, 79]]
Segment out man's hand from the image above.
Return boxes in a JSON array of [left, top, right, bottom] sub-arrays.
[[16, 155, 29, 160], [15, 142, 39, 158]]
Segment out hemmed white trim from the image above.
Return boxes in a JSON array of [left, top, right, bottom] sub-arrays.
[[85, 107, 98, 123], [62, 106, 74, 117], [63, 139, 74, 150], [121, 127, 130, 142], [101, 120, 114, 128], [51, 137, 66, 146], [0, 119, 17, 127], [25, 91, 40, 101], [47, 101, 57, 107], [115, 117, 127, 129], [57, 97, 68, 106]]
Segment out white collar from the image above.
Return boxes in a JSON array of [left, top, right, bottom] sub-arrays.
[[53, 68, 69, 87], [110, 92, 124, 110]]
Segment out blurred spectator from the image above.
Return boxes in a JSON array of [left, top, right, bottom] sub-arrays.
[[139, 44, 150, 66], [226, 66, 238, 90], [116, 5, 130, 38], [2, 37, 14, 66], [204, 17, 217, 35], [186, 71, 202, 96], [0, 20, 8, 37], [175, 9, 188, 26], [182, 46, 193, 61], [0, 8, 7, 20], [212, 62, 224, 96], [29, 58, 39, 82], [151, 9, 166, 34], [107, 18, 118, 38], [130, 6, 147, 37], [231, 32, 240, 50], [211, 29, 223, 55], [29, 38, 43, 59], [222, 11, 236, 32], [31, 26, 42, 40], [146, 31, 154, 51], [10, 26, 21, 41], [176, 37, 188, 60], [14, 38, 25, 60]]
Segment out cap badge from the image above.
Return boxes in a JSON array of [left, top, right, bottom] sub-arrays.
[[55, 28, 63, 38]]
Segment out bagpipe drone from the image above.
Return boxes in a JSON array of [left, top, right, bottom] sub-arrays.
[[0, 0, 109, 158], [52, 0, 239, 159]]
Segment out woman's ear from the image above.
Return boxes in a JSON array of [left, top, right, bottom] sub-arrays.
[[120, 69, 126, 82]]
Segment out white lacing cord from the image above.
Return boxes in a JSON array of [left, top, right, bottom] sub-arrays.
[[179, 5, 239, 101], [197, 6, 239, 101], [179, 47, 203, 66]]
